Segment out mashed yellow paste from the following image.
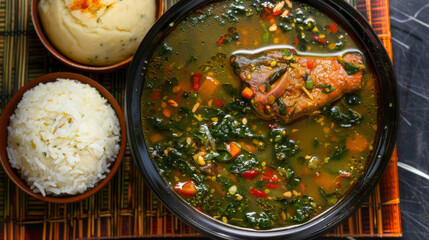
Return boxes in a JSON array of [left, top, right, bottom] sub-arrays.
[[38, 0, 156, 66]]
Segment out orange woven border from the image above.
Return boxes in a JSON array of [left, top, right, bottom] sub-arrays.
[[0, 0, 401, 238]]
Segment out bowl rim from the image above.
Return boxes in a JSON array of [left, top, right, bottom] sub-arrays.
[[0, 72, 127, 203], [125, 0, 399, 238], [30, 0, 164, 73]]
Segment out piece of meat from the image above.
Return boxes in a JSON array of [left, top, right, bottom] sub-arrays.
[[200, 163, 217, 176], [231, 50, 364, 123]]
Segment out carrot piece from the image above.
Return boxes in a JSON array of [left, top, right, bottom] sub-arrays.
[[162, 108, 171, 118], [229, 143, 241, 158], [346, 133, 369, 154], [149, 133, 163, 143], [174, 180, 197, 197], [199, 76, 220, 98], [242, 87, 254, 99]]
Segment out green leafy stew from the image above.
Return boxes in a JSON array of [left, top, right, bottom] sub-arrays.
[[141, 0, 378, 230]]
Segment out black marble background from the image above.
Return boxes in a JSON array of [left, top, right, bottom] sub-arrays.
[[163, 0, 427, 239], [390, 0, 429, 239]]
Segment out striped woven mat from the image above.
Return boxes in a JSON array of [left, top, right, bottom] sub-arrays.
[[0, 0, 401, 238]]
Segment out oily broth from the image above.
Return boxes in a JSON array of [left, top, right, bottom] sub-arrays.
[[141, 0, 377, 229]]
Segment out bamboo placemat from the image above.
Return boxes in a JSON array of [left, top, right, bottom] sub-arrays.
[[0, 0, 401, 239]]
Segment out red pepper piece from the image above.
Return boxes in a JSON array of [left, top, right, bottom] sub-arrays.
[[271, 10, 282, 16], [241, 170, 258, 179], [217, 36, 225, 46], [311, 34, 328, 44], [192, 73, 202, 91], [262, 168, 273, 176], [213, 99, 226, 107], [260, 175, 278, 183], [337, 183, 343, 188], [294, 37, 299, 45], [150, 91, 161, 100], [267, 123, 278, 129], [250, 189, 268, 198], [307, 60, 313, 70], [265, 184, 280, 189], [329, 22, 338, 33]]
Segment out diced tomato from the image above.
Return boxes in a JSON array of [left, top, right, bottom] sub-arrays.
[[329, 22, 338, 33], [294, 37, 299, 45], [267, 123, 278, 129], [192, 73, 202, 91], [265, 184, 280, 189], [174, 180, 197, 197], [337, 183, 343, 188], [241, 170, 258, 179], [290, 135, 295, 140], [250, 189, 268, 198], [150, 91, 161, 100]]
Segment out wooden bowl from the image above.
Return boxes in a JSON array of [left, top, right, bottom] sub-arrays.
[[31, 0, 163, 73], [0, 72, 126, 203]]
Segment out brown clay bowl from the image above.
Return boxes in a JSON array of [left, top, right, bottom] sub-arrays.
[[31, 0, 164, 73], [0, 72, 126, 203]]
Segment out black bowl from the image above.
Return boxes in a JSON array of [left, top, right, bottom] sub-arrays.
[[125, 0, 398, 239]]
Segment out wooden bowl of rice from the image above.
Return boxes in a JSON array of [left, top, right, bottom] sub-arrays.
[[0, 72, 126, 203]]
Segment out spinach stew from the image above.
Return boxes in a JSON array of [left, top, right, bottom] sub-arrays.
[[140, 0, 378, 230]]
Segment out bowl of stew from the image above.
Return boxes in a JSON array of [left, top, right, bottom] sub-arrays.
[[125, 0, 398, 239]]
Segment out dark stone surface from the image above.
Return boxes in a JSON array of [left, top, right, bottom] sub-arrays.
[[390, 0, 429, 239]]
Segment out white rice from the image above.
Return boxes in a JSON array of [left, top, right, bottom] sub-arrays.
[[6, 79, 121, 196]]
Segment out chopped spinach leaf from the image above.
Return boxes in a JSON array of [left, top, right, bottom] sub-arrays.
[[319, 187, 338, 205], [222, 83, 238, 96], [290, 196, 314, 223], [315, 84, 336, 93], [230, 153, 259, 174], [322, 105, 363, 127], [159, 42, 172, 56], [245, 212, 273, 230], [269, 127, 300, 163], [329, 144, 348, 160], [345, 93, 362, 105], [337, 56, 365, 75]]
